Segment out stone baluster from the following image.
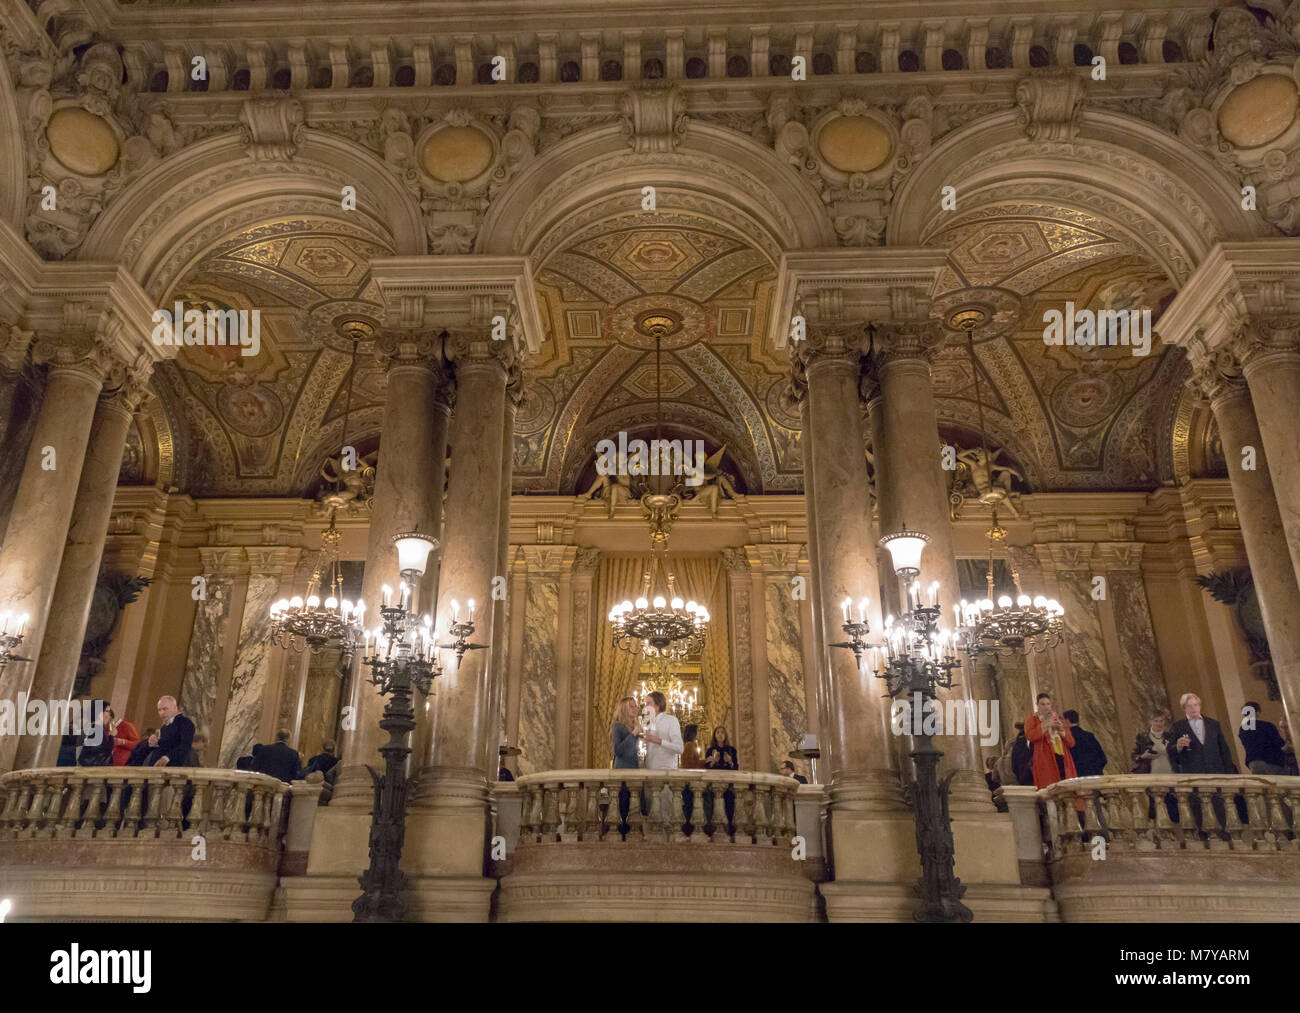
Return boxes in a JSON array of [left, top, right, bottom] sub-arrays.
[[1173, 785, 1200, 848], [753, 783, 772, 845], [1121, 786, 1151, 852], [625, 780, 644, 841], [1267, 786, 1296, 850], [190, 779, 211, 840], [708, 778, 731, 841], [539, 780, 559, 841], [669, 780, 687, 843], [644, 778, 666, 843], [76, 777, 106, 840], [1218, 787, 1244, 849], [158, 779, 185, 840], [102, 777, 126, 837], [55, 778, 83, 839], [1079, 787, 1102, 845], [734, 780, 755, 844], [687, 777, 707, 844], [583, 778, 603, 839], [247, 783, 268, 843]]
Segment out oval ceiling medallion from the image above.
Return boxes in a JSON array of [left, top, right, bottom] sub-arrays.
[[817, 116, 893, 173], [46, 107, 120, 176], [419, 125, 495, 182], [1218, 75, 1299, 149]]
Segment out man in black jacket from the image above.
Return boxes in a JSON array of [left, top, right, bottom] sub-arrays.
[[250, 730, 303, 783], [1063, 710, 1108, 776], [143, 696, 195, 767], [301, 738, 338, 778], [1238, 701, 1288, 774], [1170, 693, 1237, 773]]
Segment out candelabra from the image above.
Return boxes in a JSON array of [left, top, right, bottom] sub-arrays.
[[352, 532, 484, 923], [0, 610, 31, 675], [831, 528, 973, 923]]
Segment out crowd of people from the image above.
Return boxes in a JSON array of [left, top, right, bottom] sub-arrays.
[[989, 691, 1299, 792], [56, 693, 339, 786]]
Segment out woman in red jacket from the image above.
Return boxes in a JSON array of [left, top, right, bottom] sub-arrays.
[[109, 707, 140, 766], [1025, 692, 1077, 787]]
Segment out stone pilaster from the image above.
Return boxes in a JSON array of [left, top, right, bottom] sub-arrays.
[[515, 544, 565, 774], [179, 545, 249, 752], [723, 547, 755, 768], [567, 547, 599, 767], [756, 543, 809, 774], [16, 358, 153, 769]]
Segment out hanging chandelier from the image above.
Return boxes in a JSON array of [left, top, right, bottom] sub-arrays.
[[607, 316, 709, 661], [269, 325, 368, 654], [633, 672, 703, 728], [950, 313, 1064, 657]]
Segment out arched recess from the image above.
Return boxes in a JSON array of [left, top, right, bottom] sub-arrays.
[[81, 129, 425, 297], [477, 122, 835, 257], [889, 110, 1269, 285], [0, 57, 25, 227]]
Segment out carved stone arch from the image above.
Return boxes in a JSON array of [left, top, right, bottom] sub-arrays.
[[80, 130, 424, 295], [139, 382, 178, 489], [0, 54, 25, 227], [477, 122, 835, 257], [889, 110, 1269, 286]]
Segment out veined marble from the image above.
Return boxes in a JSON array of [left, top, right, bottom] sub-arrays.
[[1057, 574, 1124, 774], [765, 581, 807, 772], [518, 577, 558, 775], [1110, 574, 1169, 725], [180, 579, 234, 745], [218, 574, 280, 767], [299, 646, 344, 762]]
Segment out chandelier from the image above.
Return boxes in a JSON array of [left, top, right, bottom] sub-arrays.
[[609, 546, 709, 662], [633, 672, 704, 728], [607, 312, 709, 661], [950, 313, 1064, 658], [0, 610, 31, 675], [269, 326, 368, 654]]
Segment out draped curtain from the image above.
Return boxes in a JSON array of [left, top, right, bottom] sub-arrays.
[[587, 553, 731, 767]]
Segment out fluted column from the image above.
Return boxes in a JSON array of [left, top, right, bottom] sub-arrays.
[[17, 357, 153, 769], [867, 322, 984, 793], [333, 334, 447, 805], [1193, 359, 1300, 734], [0, 337, 116, 772]]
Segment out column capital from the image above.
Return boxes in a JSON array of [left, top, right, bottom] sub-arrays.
[[1185, 340, 1248, 407], [196, 545, 249, 579], [99, 350, 155, 417], [1094, 541, 1145, 573], [869, 319, 946, 370], [1040, 541, 1095, 573], [372, 331, 443, 374], [722, 546, 753, 575], [519, 543, 569, 576], [754, 543, 802, 574], [572, 546, 601, 575], [0, 324, 35, 373]]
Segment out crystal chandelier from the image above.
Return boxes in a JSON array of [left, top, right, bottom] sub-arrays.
[[269, 327, 367, 654], [633, 671, 704, 728], [0, 610, 31, 675], [609, 546, 709, 662], [951, 314, 1064, 658]]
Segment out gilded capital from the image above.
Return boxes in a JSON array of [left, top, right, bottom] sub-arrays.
[[870, 319, 946, 369]]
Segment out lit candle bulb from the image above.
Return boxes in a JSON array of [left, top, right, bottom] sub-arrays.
[[382, 584, 392, 607], [929, 581, 939, 607], [468, 599, 476, 621], [451, 599, 460, 620], [306, 595, 320, 609], [325, 596, 338, 610], [841, 597, 850, 622]]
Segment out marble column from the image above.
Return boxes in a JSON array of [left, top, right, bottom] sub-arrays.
[[17, 361, 151, 769], [483, 367, 521, 776], [1198, 369, 1300, 733], [516, 546, 561, 774], [565, 548, 600, 767], [404, 329, 511, 919], [0, 338, 113, 772], [1237, 331, 1300, 590], [867, 323, 984, 786], [723, 549, 756, 767], [794, 382, 834, 778], [333, 335, 446, 805], [757, 544, 810, 771]]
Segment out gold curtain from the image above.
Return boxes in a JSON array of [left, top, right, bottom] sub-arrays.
[[586, 553, 732, 766], [589, 556, 650, 767], [671, 555, 731, 740]]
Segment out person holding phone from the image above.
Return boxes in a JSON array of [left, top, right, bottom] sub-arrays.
[[1024, 692, 1076, 788]]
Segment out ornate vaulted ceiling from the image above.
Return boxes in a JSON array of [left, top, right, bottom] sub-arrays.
[[149, 200, 1193, 498], [925, 202, 1184, 491]]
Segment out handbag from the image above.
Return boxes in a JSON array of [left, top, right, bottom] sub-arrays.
[[1131, 756, 1152, 774]]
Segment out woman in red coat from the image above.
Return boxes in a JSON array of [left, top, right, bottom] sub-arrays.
[[109, 708, 140, 766], [1025, 692, 1077, 787]]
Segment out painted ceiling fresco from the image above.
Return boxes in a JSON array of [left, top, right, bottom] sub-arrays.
[[152, 200, 1190, 498]]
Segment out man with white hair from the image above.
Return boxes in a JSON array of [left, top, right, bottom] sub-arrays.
[[142, 696, 196, 767], [1169, 692, 1236, 774]]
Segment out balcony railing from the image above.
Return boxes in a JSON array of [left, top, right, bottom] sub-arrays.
[[1001, 774, 1300, 922], [496, 770, 817, 921], [0, 767, 315, 922]]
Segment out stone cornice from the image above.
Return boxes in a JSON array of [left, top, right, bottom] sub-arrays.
[[368, 255, 543, 355]]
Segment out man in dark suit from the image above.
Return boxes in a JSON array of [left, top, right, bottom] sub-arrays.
[[1063, 710, 1108, 776], [250, 730, 303, 783], [143, 696, 195, 767], [301, 738, 338, 778], [1238, 701, 1288, 774], [1170, 693, 1237, 773]]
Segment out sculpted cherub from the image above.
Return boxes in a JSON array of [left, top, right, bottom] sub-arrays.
[[691, 446, 738, 519], [319, 450, 377, 514], [579, 470, 635, 518], [955, 445, 1024, 516]]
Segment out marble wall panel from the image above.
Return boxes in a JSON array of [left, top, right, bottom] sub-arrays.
[[1110, 573, 1169, 726], [765, 581, 807, 772], [1057, 574, 1124, 774], [179, 578, 234, 746], [518, 578, 558, 775], [985, 652, 1031, 749], [218, 574, 280, 767], [298, 646, 343, 762]]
